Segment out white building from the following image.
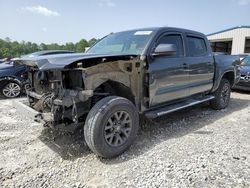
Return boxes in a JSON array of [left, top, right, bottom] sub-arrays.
[[207, 26, 250, 55]]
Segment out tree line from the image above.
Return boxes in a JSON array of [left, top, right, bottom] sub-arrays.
[[0, 37, 98, 58]]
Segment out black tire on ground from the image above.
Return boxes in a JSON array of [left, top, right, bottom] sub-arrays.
[[84, 96, 139, 158], [210, 78, 231, 110], [0, 81, 22, 98]]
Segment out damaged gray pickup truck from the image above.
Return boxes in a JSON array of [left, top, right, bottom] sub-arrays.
[[14, 27, 240, 158]]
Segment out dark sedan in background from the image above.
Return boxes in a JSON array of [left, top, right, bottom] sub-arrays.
[[233, 56, 250, 91], [0, 50, 74, 98], [21, 50, 74, 58]]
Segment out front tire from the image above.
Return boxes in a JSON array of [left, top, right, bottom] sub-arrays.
[[84, 96, 139, 158], [210, 78, 231, 110]]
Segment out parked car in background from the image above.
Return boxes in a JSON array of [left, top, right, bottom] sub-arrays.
[[0, 50, 75, 98], [0, 61, 27, 98], [233, 56, 250, 91], [0, 58, 12, 64], [214, 52, 227, 55], [21, 50, 75, 58], [238, 54, 249, 61]]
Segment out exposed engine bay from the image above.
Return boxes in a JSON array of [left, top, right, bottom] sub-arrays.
[[21, 55, 146, 129], [26, 69, 88, 126]]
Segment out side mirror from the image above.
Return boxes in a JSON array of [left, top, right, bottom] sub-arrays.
[[152, 44, 177, 57]]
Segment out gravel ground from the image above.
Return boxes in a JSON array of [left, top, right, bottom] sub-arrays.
[[0, 91, 249, 188]]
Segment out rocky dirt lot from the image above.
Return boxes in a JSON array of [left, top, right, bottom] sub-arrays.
[[0, 91, 250, 188]]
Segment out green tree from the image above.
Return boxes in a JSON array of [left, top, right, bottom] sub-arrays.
[[40, 43, 48, 51], [88, 38, 98, 47], [76, 39, 89, 52], [65, 42, 75, 51], [4, 37, 11, 43], [0, 48, 11, 58], [0, 36, 99, 58]]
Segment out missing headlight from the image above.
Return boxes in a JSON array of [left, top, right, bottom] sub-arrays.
[[62, 70, 84, 90]]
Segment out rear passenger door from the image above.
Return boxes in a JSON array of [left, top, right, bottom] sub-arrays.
[[186, 35, 214, 95]]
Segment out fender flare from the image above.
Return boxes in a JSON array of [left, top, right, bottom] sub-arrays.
[[211, 68, 235, 93]]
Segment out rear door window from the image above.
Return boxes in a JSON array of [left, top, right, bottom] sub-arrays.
[[187, 36, 207, 56]]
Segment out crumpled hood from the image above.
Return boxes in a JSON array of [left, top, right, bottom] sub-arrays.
[[14, 53, 138, 71]]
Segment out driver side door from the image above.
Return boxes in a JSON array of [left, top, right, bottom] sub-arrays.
[[148, 32, 190, 107]]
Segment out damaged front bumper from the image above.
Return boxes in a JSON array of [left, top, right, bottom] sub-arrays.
[[26, 89, 93, 107], [12, 88, 95, 129], [12, 98, 40, 121], [12, 98, 86, 132], [12, 98, 56, 125]]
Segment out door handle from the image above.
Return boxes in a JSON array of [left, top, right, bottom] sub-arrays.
[[182, 63, 188, 69]]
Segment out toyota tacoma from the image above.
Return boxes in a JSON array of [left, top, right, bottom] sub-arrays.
[[14, 27, 240, 158]]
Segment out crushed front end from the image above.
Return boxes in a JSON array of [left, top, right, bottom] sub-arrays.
[[26, 68, 93, 128], [14, 53, 144, 130]]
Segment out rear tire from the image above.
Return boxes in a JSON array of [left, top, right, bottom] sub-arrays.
[[84, 96, 139, 158], [210, 78, 231, 110]]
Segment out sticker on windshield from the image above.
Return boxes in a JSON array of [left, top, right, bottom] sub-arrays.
[[134, 31, 152, 35]]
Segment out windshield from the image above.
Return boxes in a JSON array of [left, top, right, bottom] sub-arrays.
[[242, 56, 250, 66], [87, 30, 153, 55]]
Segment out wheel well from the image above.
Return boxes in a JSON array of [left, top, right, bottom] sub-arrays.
[[93, 80, 135, 104], [0, 77, 21, 84], [0, 79, 11, 89], [0, 77, 22, 92], [222, 72, 234, 86]]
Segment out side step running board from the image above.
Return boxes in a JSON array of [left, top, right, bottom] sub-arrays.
[[145, 95, 215, 119]]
